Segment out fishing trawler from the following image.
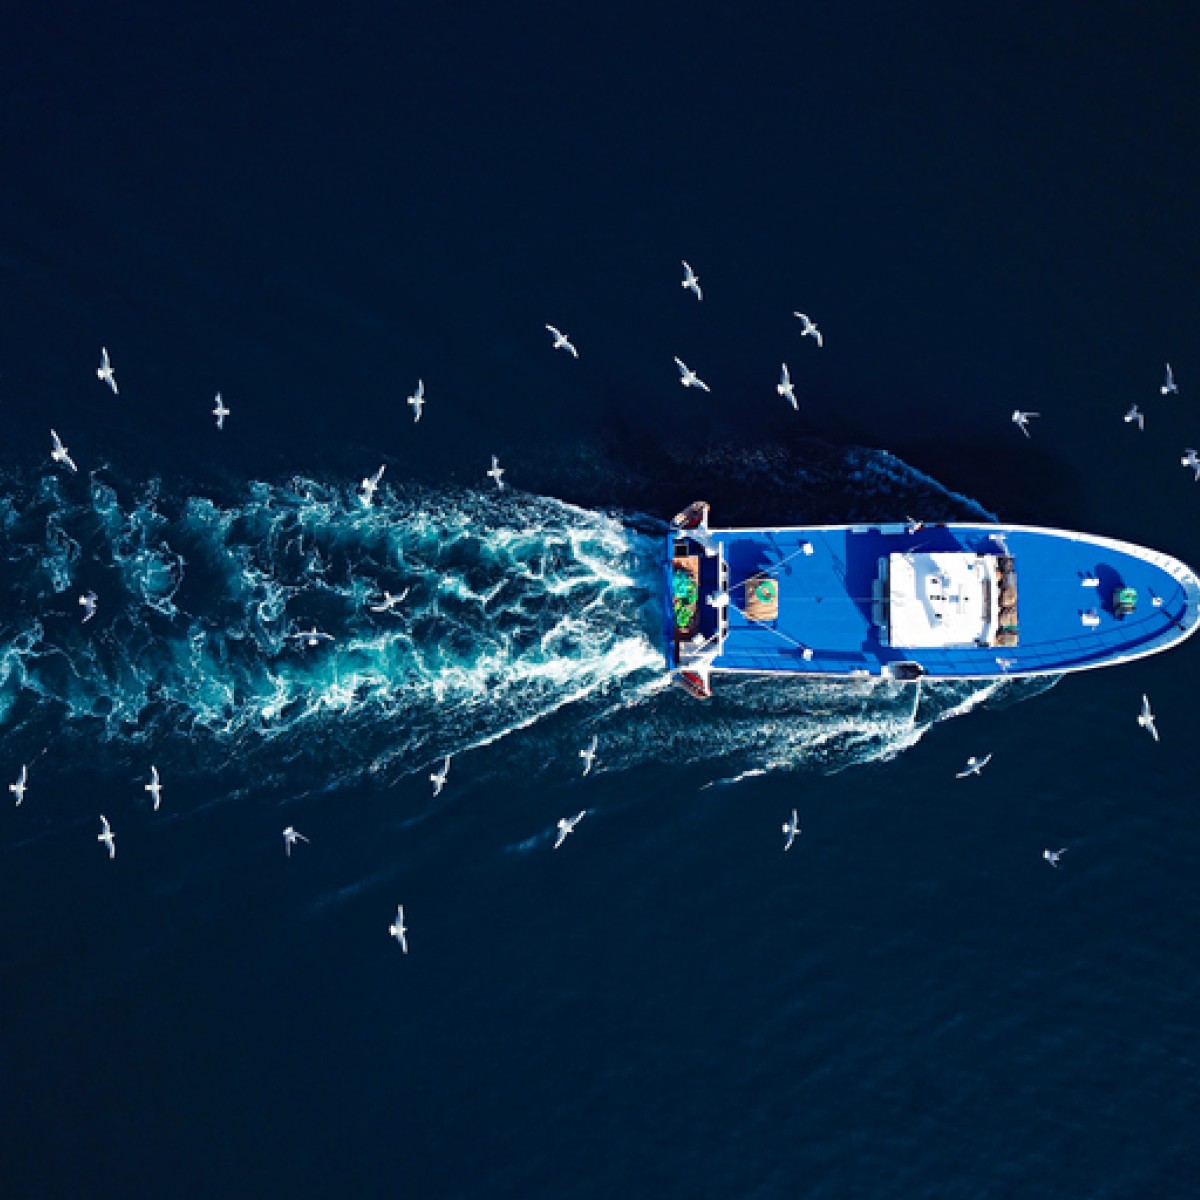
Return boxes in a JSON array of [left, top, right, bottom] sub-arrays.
[[666, 502, 1200, 698]]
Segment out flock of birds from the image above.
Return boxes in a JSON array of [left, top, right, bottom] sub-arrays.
[[954, 690, 1161, 868], [14, 264, 1178, 949], [1012, 364, 1193, 481]]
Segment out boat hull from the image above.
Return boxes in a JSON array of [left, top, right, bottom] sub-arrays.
[[664, 517, 1200, 685]]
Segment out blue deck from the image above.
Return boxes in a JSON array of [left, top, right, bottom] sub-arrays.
[[666, 523, 1200, 680]]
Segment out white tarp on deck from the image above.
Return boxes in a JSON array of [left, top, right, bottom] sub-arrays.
[[887, 552, 993, 648]]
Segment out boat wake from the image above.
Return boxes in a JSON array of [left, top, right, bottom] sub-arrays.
[[0, 447, 1051, 800]]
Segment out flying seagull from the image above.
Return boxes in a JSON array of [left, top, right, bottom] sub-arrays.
[[1161, 363, 1178, 395], [213, 392, 230, 430], [777, 362, 797, 410], [388, 904, 409, 952], [1137, 693, 1159, 742], [282, 825, 310, 856], [674, 357, 710, 392], [681, 260, 702, 302], [359, 464, 386, 508], [407, 379, 425, 423], [1011, 410, 1039, 438], [545, 325, 578, 358], [580, 735, 598, 777], [50, 429, 78, 473], [1043, 847, 1067, 869], [554, 809, 586, 849], [144, 765, 163, 812], [9, 764, 27, 807], [1181, 449, 1200, 481], [1124, 404, 1144, 431], [430, 755, 451, 797], [369, 588, 410, 614], [782, 808, 801, 851], [487, 455, 505, 490], [794, 312, 823, 347], [98, 814, 116, 859], [79, 591, 98, 623], [291, 626, 334, 648], [97, 347, 118, 394], [956, 753, 992, 778]]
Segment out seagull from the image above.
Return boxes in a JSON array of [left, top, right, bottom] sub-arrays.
[[96, 347, 118, 394], [9, 765, 27, 806], [580, 735, 598, 777], [1124, 404, 1144, 431], [554, 810, 586, 849], [50, 429, 78, 473], [144, 765, 163, 812], [98, 815, 116, 859], [794, 312, 823, 347], [1137, 693, 1159, 742], [291, 626, 334, 648], [956, 753, 993, 778], [407, 379, 425, 423], [1011, 410, 1039, 438], [545, 325, 578, 358], [1161, 363, 1178, 395], [1181, 449, 1200, 481], [213, 392, 230, 430], [674, 357, 710, 392], [681, 260, 702, 301], [282, 825, 309, 856], [359, 464, 386, 508], [777, 363, 798, 410], [78, 591, 98, 623], [430, 755, 451, 797], [368, 587, 410, 614], [487, 455, 505, 490], [388, 904, 409, 952], [782, 809, 801, 851], [1043, 847, 1067, 869]]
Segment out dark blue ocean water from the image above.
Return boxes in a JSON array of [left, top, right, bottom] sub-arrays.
[[2, 5, 1198, 1197]]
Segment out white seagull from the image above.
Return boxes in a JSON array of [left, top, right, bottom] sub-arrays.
[[359, 464, 386, 508], [98, 815, 116, 859], [282, 825, 310, 856], [777, 363, 798, 410], [144, 765, 163, 812], [291, 626, 334, 648], [97, 347, 118, 394], [554, 809, 586, 849], [369, 587, 410, 614], [79, 591, 98, 623], [487, 455, 505, 490], [782, 809, 801, 851], [407, 379, 425, 423], [430, 755, 451, 797], [681, 260, 702, 302], [50, 429, 78, 473], [9, 764, 27, 807], [956, 753, 993, 779], [213, 392, 230, 430], [1011, 410, 1039, 438], [1137, 693, 1159, 742], [580, 735, 598, 777], [1043, 847, 1067, 869], [1161, 363, 1178, 395], [794, 312, 823, 347], [1181, 449, 1200, 481], [388, 904, 409, 952], [545, 325, 578, 358], [674, 357, 710, 392], [1123, 404, 1144, 431]]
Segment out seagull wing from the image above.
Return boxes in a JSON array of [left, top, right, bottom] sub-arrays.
[[546, 324, 562, 339], [674, 357, 687, 375]]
